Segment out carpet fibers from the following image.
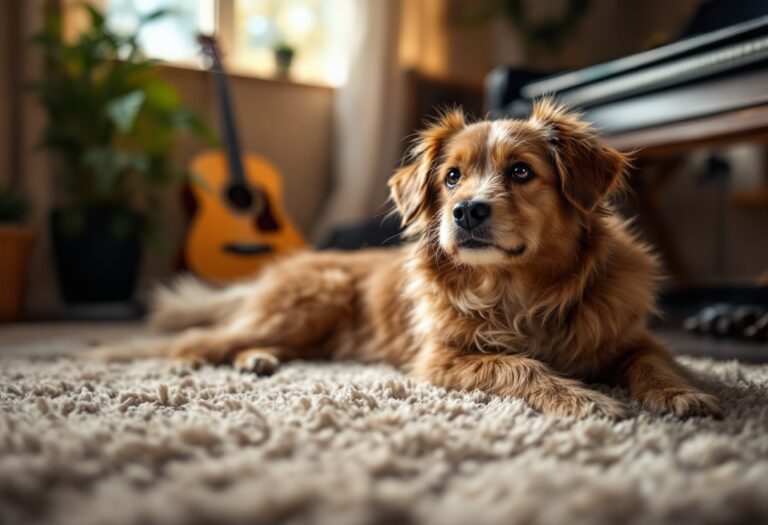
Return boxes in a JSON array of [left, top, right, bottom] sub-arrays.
[[1, 353, 768, 525]]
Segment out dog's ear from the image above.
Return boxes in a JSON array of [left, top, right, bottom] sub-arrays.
[[531, 99, 628, 213], [389, 109, 466, 226]]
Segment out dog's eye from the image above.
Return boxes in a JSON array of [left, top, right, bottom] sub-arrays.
[[445, 168, 461, 189], [506, 162, 534, 184]]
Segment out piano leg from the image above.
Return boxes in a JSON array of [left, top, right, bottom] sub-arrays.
[[633, 157, 692, 287]]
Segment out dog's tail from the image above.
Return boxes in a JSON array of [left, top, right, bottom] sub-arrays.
[[147, 275, 250, 332]]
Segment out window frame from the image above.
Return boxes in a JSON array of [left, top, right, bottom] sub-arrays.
[[63, 0, 341, 89]]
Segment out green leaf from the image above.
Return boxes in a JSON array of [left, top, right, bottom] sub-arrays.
[[139, 8, 171, 25], [106, 90, 145, 133], [82, 148, 148, 198], [81, 3, 106, 29], [171, 110, 218, 144], [142, 78, 179, 111]]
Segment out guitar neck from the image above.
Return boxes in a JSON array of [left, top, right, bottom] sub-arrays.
[[211, 60, 247, 186]]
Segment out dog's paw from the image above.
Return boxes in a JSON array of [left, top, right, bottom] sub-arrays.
[[233, 349, 280, 376], [166, 356, 205, 374], [588, 395, 630, 420], [578, 391, 629, 420], [542, 389, 629, 420], [641, 388, 722, 419]]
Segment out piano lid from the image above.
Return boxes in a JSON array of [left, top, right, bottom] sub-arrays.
[[521, 14, 768, 101]]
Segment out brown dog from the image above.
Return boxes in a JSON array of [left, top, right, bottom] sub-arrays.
[[151, 100, 721, 419]]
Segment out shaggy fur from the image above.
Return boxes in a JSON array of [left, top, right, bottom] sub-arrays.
[[149, 100, 721, 419]]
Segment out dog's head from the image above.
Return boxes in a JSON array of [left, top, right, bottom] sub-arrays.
[[389, 99, 628, 267]]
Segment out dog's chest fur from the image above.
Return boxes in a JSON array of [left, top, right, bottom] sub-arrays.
[[407, 260, 528, 351], [403, 256, 615, 378]]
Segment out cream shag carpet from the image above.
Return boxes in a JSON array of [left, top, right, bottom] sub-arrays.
[[1, 352, 768, 525]]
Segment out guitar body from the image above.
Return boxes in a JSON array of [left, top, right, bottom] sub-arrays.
[[185, 149, 306, 281]]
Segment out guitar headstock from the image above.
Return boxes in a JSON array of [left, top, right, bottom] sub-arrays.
[[197, 33, 224, 72]]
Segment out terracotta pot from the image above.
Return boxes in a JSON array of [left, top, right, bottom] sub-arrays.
[[0, 225, 35, 322]]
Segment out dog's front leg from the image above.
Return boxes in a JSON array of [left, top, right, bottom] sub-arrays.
[[166, 326, 257, 366], [413, 347, 628, 419], [615, 333, 722, 418]]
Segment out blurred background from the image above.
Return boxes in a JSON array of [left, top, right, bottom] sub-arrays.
[[1, 0, 767, 356]]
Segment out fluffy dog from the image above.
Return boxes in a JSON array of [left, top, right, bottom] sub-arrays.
[[151, 100, 721, 419]]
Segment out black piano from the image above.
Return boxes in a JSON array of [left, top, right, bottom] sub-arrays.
[[488, 4, 768, 150]]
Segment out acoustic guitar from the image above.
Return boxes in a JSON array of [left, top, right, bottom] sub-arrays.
[[184, 34, 306, 282]]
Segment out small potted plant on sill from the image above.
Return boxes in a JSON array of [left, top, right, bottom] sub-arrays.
[[30, 4, 213, 305], [0, 186, 35, 322], [273, 42, 296, 78]]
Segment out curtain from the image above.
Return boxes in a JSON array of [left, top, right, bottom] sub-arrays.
[[1, 0, 59, 316], [311, 0, 405, 243], [0, 0, 22, 189]]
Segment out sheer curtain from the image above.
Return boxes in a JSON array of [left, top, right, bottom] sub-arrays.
[[311, 0, 405, 243]]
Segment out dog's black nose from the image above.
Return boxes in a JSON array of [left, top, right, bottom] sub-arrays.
[[453, 200, 491, 231]]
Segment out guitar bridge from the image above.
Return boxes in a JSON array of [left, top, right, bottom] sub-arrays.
[[223, 243, 274, 255]]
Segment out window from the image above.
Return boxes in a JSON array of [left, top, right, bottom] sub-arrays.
[[91, 0, 353, 86], [105, 0, 216, 63], [232, 0, 352, 86]]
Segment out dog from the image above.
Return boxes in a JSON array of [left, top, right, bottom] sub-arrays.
[[150, 100, 721, 419]]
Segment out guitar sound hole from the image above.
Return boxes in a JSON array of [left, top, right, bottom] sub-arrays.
[[256, 198, 280, 232], [226, 184, 253, 210]]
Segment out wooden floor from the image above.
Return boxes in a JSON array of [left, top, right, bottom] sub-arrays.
[[655, 327, 767, 363], [0, 322, 765, 363], [0, 322, 145, 356]]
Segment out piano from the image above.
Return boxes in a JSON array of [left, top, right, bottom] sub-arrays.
[[488, 9, 768, 156]]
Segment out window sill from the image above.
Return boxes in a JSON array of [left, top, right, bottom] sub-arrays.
[[158, 60, 338, 91]]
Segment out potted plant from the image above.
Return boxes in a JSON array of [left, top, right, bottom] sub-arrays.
[[30, 5, 213, 304], [273, 42, 296, 77], [0, 186, 35, 321]]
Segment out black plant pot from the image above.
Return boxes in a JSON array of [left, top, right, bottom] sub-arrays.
[[50, 208, 142, 304], [274, 48, 294, 77]]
